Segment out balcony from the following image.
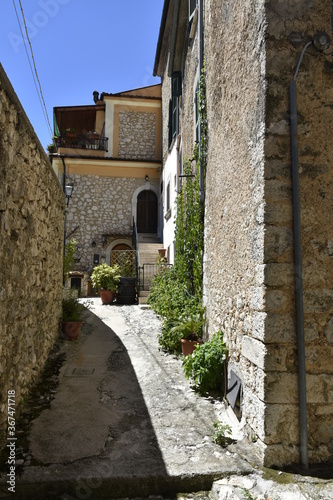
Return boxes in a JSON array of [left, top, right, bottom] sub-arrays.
[[55, 133, 108, 152]]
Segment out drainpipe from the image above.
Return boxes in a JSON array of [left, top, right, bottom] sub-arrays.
[[289, 32, 330, 469], [198, 0, 204, 203], [62, 156, 67, 286]]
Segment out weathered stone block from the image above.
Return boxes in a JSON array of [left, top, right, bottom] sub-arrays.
[[264, 404, 299, 446], [242, 336, 266, 370], [265, 372, 298, 404], [265, 179, 292, 202], [325, 316, 333, 343], [303, 289, 333, 314], [266, 343, 297, 373], [264, 226, 293, 262], [305, 345, 333, 374], [265, 313, 296, 343], [266, 289, 291, 313], [264, 263, 295, 287]]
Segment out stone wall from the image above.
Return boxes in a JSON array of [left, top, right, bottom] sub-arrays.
[[203, 0, 267, 458], [0, 64, 64, 442], [118, 111, 156, 160], [66, 173, 159, 273], [263, 0, 333, 467], [203, 0, 333, 467]]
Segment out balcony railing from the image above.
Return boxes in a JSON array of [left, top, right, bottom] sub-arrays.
[[56, 134, 108, 152]]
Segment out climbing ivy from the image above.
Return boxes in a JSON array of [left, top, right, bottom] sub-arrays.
[[174, 61, 207, 299], [148, 63, 207, 352]]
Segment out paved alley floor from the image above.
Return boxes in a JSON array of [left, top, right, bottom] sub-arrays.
[[0, 300, 332, 499]]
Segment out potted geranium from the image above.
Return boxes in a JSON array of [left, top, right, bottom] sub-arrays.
[[91, 263, 120, 305]]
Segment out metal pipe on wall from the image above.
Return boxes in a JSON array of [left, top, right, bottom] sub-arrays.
[[289, 40, 313, 470], [289, 31, 330, 468], [198, 0, 204, 203]]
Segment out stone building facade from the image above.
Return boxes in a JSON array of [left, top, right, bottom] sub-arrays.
[[0, 64, 64, 442], [155, 0, 333, 468], [52, 85, 162, 294]]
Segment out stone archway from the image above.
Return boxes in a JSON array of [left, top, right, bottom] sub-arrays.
[[105, 239, 133, 265]]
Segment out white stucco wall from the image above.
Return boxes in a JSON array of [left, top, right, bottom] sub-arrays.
[[163, 143, 178, 264]]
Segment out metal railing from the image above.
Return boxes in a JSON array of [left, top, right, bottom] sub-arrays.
[[132, 218, 140, 289], [139, 263, 172, 292], [56, 134, 108, 152]]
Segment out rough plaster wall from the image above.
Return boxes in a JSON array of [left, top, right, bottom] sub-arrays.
[[118, 111, 156, 160], [203, 0, 267, 462], [180, 31, 199, 160], [0, 65, 64, 442], [264, 0, 333, 466], [204, 0, 333, 467], [66, 174, 159, 272], [161, 52, 172, 165]]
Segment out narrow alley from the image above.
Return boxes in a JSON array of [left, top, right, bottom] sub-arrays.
[[1, 302, 332, 499]]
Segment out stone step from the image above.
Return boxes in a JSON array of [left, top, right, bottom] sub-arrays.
[[137, 233, 162, 243], [138, 242, 163, 265], [138, 290, 150, 305]]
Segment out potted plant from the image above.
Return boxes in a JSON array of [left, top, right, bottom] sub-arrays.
[[61, 291, 86, 340], [91, 263, 120, 305], [182, 331, 228, 393], [170, 311, 205, 356], [117, 253, 137, 305]]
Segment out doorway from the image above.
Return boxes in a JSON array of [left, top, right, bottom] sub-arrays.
[[137, 190, 158, 233]]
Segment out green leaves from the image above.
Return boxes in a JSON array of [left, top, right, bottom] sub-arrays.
[[90, 263, 121, 291], [63, 238, 77, 279], [182, 331, 228, 393], [212, 422, 232, 447], [148, 62, 208, 356]]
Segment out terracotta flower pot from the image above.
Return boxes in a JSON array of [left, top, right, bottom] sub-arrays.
[[100, 289, 116, 305], [181, 338, 203, 356], [62, 321, 82, 340]]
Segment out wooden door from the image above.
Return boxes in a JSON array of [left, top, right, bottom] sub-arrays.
[[137, 190, 157, 233]]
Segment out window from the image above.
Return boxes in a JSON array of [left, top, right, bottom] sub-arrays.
[[166, 182, 170, 211], [178, 145, 183, 191], [189, 0, 197, 21], [165, 181, 171, 220], [168, 72, 182, 148]]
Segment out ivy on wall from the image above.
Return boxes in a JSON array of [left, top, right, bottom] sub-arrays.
[[174, 62, 207, 299]]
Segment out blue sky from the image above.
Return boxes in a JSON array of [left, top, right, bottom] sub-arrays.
[[0, 0, 164, 150]]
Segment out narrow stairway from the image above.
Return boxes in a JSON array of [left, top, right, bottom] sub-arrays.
[[137, 235, 163, 305]]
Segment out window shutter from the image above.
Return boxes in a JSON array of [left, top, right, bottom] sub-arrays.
[[168, 99, 173, 147], [172, 96, 178, 141], [172, 72, 182, 97], [189, 0, 197, 20]]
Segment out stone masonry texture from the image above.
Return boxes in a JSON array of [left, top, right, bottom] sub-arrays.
[[203, 0, 333, 467], [66, 174, 159, 273], [0, 64, 64, 444], [118, 111, 156, 160]]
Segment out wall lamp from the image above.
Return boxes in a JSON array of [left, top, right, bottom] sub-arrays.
[[65, 183, 74, 206], [91, 240, 96, 248], [145, 175, 149, 182]]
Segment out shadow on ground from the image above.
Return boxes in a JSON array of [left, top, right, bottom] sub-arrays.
[[0, 310, 183, 499]]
